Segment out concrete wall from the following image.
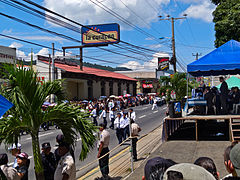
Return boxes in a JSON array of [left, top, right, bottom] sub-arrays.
[[113, 82, 118, 95], [93, 81, 101, 98]]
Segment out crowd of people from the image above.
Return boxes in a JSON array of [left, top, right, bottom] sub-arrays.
[[0, 134, 76, 180], [193, 77, 240, 115], [141, 141, 240, 180]]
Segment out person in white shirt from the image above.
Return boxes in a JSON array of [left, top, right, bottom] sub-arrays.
[[90, 107, 98, 126], [97, 123, 110, 179], [128, 108, 136, 122], [122, 113, 130, 140], [152, 98, 158, 110], [109, 108, 115, 129], [114, 113, 124, 144], [99, 107, 107, 126], [54, 142, 76, 180], [131, 120, 141, 161]]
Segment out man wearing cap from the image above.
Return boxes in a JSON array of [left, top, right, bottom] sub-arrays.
[[8, 143, 21, 168], [0, 153, 20, 180], [97, 123, 110, 179], [230, 143, 240, 177], [41, 142, 56, 180], [16, 152, 29, 180], [55, 134, 75, 165], [54, 142, 76, 180]]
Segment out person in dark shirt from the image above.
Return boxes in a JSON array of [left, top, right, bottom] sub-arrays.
[[41, 142, 56, 180], [204, 87, 215, 115], [219, 77, 229, 114], [16, 152, 29, 180]]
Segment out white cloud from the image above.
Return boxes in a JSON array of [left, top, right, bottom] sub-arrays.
[[148, 44, 163, 49], [44, 0, 170, 29], [118, 52, 170, 71], [2, 29, 13, 34], [182, 1, 215, 22], [22, 36, 65, 42], [9, 42, 23, 49], [118, 61, 143, 70]]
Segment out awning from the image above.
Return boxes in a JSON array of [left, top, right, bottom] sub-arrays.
[[142, 84, 153, 88]]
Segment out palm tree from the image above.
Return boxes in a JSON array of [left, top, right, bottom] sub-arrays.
[[159, 72, 192, 102], [0, 64, 97, 180]]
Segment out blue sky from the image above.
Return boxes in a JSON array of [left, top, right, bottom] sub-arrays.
[[0, 0, 216, 72]]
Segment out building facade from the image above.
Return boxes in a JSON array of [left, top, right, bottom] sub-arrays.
[[37, 56, 137, 100]]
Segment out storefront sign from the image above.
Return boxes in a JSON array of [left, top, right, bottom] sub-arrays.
[[81, 23, 120, 45], [0, 46, 16, 64], [158, 57, 169, 71]]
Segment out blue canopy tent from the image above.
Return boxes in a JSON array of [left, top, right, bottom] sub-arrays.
[[187, 40, 240, 77]]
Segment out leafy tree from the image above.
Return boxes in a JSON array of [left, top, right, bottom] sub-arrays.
[[0, 65, 97, 180], [159, 73, 192, 102], [212, 0, 240, 47]]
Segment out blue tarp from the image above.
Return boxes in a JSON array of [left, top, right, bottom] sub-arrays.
[[0, 94, 13, 117], [187, 40, 240, 77]]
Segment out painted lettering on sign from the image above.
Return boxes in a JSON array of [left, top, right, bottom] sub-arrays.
[[81, 23, 120, 45]]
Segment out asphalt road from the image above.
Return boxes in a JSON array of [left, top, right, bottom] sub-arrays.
[[0, 103, 167, 179]]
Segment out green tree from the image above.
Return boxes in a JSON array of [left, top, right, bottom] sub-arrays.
[[212, 0, 240, 47], [159, 73, 192, 102], [0, 65, 97, 180]]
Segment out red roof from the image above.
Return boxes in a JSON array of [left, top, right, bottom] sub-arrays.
[[40, 60, 136, 81]]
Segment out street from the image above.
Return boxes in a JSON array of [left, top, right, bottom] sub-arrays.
[[0, 104, 166, 179]]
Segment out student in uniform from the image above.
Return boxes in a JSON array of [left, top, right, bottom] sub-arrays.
[[91, 107, 98, 126], [99, 107, 107, 126], [128, 108, 136, 122], [114, 113, 123, 144], [122, 113, 130, 140], [109, 108, 115, 129], [97, 123, 110, 179]]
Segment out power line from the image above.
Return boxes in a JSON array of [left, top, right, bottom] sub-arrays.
[[118, 0, 162, 36], [0, 11, 155, 63], [4, 0, 167, 60], [0, 12, 81, 43], [88, 0, 164, 44], [0, 33, 158, 69], [21, 0, 162, 54]]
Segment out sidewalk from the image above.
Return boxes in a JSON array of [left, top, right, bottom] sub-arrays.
[[78, 125, 163, 180]]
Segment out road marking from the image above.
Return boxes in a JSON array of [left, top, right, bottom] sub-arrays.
[[139, 115, 146, 119], [153, 111, 158, 113], [26, 132, 54, 140], [163, 107, 167, 110], [141, 107, 148, 110]]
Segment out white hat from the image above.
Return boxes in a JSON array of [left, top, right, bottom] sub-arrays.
[[8, 143, 21, 150]]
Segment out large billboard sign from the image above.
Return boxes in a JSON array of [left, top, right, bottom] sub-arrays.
[[0, 46, 16, 64], [158, 57, 169, 71], [81, 23, 120, 45]]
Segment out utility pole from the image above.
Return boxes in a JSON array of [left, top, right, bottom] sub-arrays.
[[51, 43, 55, 103], [52, 43, 55, 81], [159, 15, 187, 73], [192, 53, 202, 60]]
